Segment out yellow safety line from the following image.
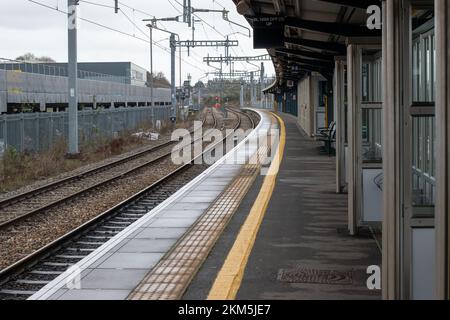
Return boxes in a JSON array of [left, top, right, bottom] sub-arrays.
[[207, 112, 286, 300]]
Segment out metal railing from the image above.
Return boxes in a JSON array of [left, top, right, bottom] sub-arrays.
[[0, 58, 134, 85]]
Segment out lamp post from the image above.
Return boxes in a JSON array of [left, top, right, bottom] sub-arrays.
[[143, 18, 181, 123], [144, 25, 154, 111]]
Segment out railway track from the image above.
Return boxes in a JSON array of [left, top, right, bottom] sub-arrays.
[[0, 108, 258, 300], [0, 111, 212, 230]]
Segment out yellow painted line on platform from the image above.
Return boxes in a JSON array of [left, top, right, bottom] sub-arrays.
[[207, 112, 286, 300]]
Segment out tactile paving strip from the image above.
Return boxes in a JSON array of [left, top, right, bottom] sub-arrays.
[[128, 141, 273, 300]]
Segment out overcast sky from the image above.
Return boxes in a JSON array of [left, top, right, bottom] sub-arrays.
[[0, 0, 274, 84]]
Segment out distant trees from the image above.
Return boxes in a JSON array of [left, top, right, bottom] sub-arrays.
[[16, 53, 55, 63], [146, 71, 170, 88], [194, 81, 205, 89]]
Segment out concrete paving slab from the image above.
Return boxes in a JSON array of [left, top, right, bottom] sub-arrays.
[[160, 210, 204, 219], [147, 217, 199, 228], [96, 252, 164, 269], [79, 269, 149, 290], [57, 289, 131, 300], [186, 191, 223, 197], [134, 227, 188, 239], [118, 239, 176, 253], [192, 185, 228, 191], [169, 202, 211, 210], [177, 196, 218, 203]]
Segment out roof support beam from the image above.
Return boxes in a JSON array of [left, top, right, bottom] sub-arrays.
[[276, 48, 334, 62], [280, 62, 327, 73], [316, 0, 381, 10], [284, 37, 347, 54], [285, 17, 381, 37], [279, 56, 334, 68]]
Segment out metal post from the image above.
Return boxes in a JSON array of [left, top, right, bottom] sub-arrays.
[[149, 26, 154, 125], [198, 87, 201, 111], [250, 72, 254, 107], [68, 0, 79, 155], [260, 62, 264, 108], [240, 81, 244, 108], [170, 34, 177, 122]]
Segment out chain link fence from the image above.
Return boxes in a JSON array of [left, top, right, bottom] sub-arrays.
[[0, 106, 170, 155]]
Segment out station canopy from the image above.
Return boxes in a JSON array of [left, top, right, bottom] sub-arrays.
[[231, 0, 381, 92]]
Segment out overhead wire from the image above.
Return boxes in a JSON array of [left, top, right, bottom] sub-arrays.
[[27, 0, 208, 73]]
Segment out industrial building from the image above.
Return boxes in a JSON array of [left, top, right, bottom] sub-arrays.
[[0, 61, 171, 114]]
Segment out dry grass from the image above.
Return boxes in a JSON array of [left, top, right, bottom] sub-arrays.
[[0, 117, 195, 193]]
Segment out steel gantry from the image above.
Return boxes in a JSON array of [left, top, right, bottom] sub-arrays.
[[176, 39, 238, 56], [203, 54, 272, 64]]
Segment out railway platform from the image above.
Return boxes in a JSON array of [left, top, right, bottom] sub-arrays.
[[186, 113, 381, 300], [27, 110, 381, 300]]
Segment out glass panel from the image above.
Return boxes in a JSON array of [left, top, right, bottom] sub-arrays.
[[361, 49, 382, 162], [410, 5, 435, 216], [411, 116, 436, 208], [361, 50, 382, 103], [362, 108, 382, 162], [318, 81, 327, 107], [411, 8, 435, 103]]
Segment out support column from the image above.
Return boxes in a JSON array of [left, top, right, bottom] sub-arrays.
[[170, 34, 177, 122], [346, 44, 361, 236], [240, 82, 244, 108], [260, 62, 264, 108], [334, 58, 346, 194], [250, 72, 254, 106], [435, 0, 450, 300], [67, 0, 79, 155], [382, 0, 402, 300]]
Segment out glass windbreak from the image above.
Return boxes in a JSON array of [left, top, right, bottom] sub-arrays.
[[362, 108, 382, 162], [410, 6, 435, 215], [412, 116, 435, 208], [361, 49, 382, 162], [362, 54, 382, 103], [318, 81, 327, 107], [412, 9, 435, 103]]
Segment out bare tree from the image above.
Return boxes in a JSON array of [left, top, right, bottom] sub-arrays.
[[16, 53, 55, 63]]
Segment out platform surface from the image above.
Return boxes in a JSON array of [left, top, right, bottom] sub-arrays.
[[184, 112, 382, 300]]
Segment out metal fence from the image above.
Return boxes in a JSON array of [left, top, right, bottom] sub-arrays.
[[0, 106, 170, 155], [0, 58, 131, 84]]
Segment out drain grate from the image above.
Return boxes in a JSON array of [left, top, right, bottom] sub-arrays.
[[277, 268, 353, 285]]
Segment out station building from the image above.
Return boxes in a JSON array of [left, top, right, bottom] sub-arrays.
[[234, 0, 449, 299]]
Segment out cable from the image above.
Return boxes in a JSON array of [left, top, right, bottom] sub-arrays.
[[78, 0, 114, 9], [27, 0, 208, 73], [29, 0, 150, 43], [172, 0, 226, 37], [120, 9, 207, 72], [167, 0, 182, 14]]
